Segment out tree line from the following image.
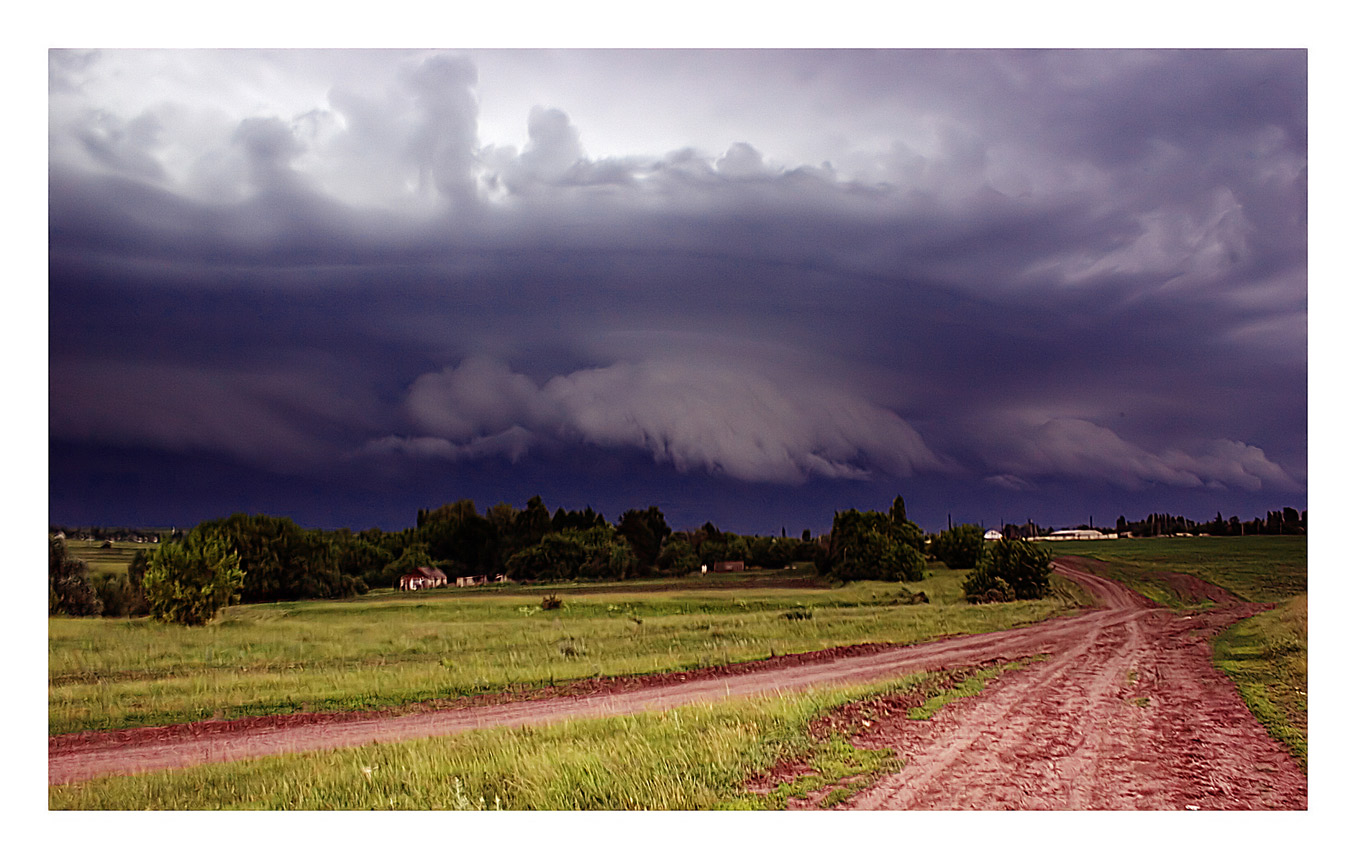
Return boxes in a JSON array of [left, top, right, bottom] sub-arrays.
[[52, 495, 1301, 625]]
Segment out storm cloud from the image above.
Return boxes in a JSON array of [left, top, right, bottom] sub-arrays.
[[48, 49, 1307, 532]]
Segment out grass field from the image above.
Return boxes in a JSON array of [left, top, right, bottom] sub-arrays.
[[1058, 534, 1306, 604], [49, 564, 1088, 735], [61, 539, 150, 578], [1061, 535, 1307, 769], [49, 663, 1025, 810]]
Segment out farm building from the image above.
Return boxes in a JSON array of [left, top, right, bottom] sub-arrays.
[[399, 566, 448, 591], [713, 560, 745, 572], [1035, 529, 1118, 541], [983, 529, 1003, 541]]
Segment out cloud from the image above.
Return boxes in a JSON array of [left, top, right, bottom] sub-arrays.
[[373, 357, 948, 484], [49, 357, 383, 472], [47, 49, 1307, 524], [978, 416, 1301, 493]]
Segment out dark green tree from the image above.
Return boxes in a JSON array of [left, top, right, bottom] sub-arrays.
[[931, 523, 985, 570], [825, 509, 926, 582], [506, 527, 637, 582], [656, 533, 700, 574], [617, 506, 672, 573]]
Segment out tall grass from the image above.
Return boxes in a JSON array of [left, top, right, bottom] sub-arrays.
[[50, 567, 1087, 735]]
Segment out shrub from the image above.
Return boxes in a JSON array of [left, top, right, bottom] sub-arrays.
[[93, 570, 150, 617], [541, 593, 563, 611], [963, 539, 1052, 603], [142, 533, 246, 625]]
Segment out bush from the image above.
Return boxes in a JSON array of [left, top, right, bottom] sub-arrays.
[[541, 594, 563, 611], [963, 539, 1052, 603], [93, 570, 150, 617], [142, 533, 246, 625]]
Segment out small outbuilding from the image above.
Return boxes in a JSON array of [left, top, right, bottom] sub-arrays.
[[983, 529, 1003, 541], [713, 560, 745, 572], [399, 566, 448, 591]]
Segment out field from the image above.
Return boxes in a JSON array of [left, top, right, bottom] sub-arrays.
[[62, 539, 150, 578], [49, 564, 1088, 736], [1056, 534, 1306, 604], [50, 536, 1306, 809]]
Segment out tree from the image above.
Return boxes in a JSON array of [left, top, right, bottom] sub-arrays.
[[192, 514, 365, 603], [142, 532, 245, 625], [889, 495, 908, 524], [505, 527, 637, 582], [963, 539, 1052, 603], [382, 543, 435, 587], [931, 523, 984, 570], [825, 509, 926, 582], [49, 535, 102, 617], [617, 506, 672, 573], [656, 533, 700, 574]]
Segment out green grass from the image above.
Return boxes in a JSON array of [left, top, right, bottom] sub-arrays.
[[1062, 535, 1306, 603], [49, 664, 1025, 810], [1213, 594, 1308, 770], [49, 565, 1090, 735]]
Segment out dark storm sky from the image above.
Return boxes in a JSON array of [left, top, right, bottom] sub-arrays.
[[47, 48, 1308, 534]]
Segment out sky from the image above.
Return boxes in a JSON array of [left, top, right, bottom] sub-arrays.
[[47, 45, 1310, 536]]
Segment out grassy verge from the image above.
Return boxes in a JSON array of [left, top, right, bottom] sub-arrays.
[[50, 566, 1089, 735], [1212, 594, 1308, 770], [49, 663, 1028, 810]]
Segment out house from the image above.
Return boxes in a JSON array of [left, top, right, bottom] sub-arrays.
[[713, 560, 745, 572], [455, 574, 489, 587], [399, 566, 448, 591]]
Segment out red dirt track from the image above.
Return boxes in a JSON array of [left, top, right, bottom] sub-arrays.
[[49, 561, 1307, 809]]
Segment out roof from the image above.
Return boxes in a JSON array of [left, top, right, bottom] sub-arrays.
[[413, 566, 447, 581]]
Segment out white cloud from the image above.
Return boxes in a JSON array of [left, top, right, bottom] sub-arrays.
[[374, 357, 946, 484]]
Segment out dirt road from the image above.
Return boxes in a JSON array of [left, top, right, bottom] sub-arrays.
[[49, 561, 1307, 808]]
